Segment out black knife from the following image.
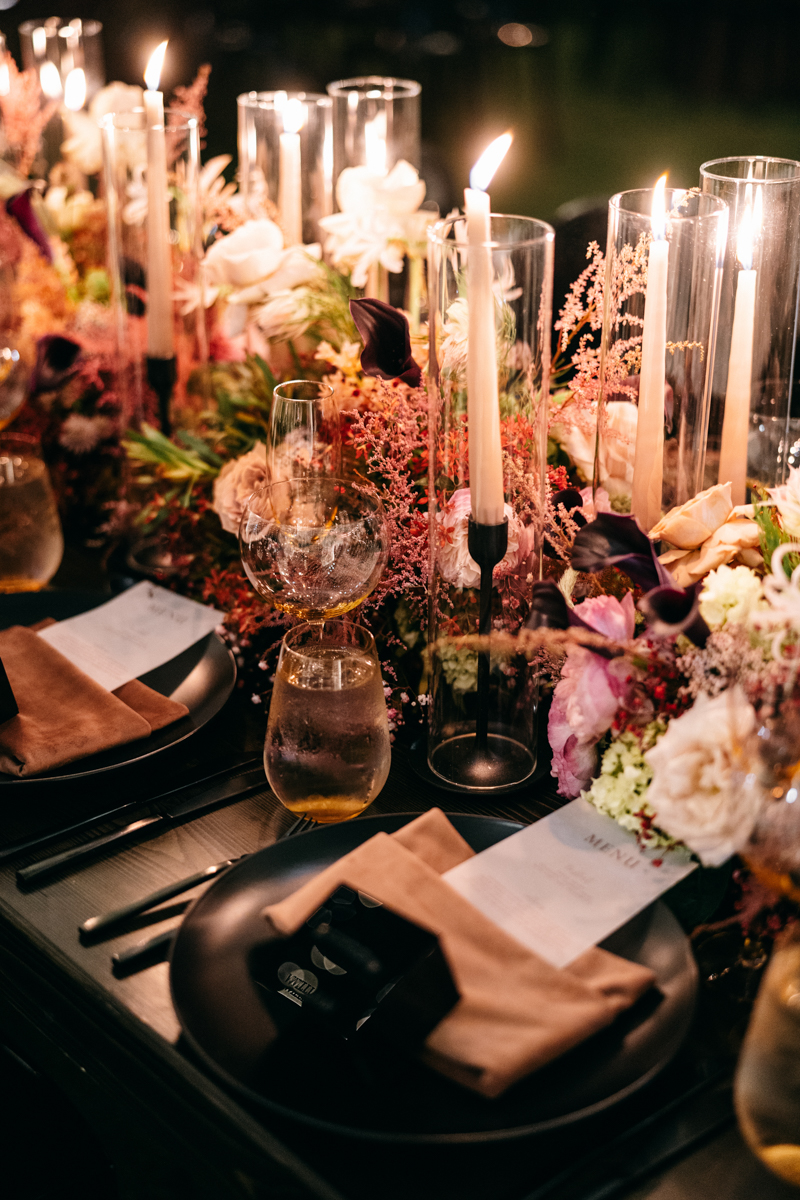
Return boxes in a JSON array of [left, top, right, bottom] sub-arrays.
[[0, 754, 262, 865], [16, 765, 268, 887]]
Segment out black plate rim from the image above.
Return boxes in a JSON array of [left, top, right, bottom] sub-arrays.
[[169, 812, 697, 1145], [0, 593, 236, 785]]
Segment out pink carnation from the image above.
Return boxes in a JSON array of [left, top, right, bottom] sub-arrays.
[[548, 592, 635, 797]]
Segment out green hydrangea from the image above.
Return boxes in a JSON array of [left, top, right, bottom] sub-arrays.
[[582, 722, 679, 851]]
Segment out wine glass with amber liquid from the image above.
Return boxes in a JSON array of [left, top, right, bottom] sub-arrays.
[[0, 435, 63, 593], [239, 477, 389, 623]]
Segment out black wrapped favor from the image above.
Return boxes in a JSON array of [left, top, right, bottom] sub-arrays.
[[249, 885, 459, 1047]]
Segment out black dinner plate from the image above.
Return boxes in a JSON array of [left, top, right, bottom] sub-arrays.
[[0, 590, 236, 785], [170, 813, 698, 1144]]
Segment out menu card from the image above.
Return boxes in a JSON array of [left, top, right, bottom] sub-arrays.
[[38, 582, 224, 692], [444, 798, 696, 968]]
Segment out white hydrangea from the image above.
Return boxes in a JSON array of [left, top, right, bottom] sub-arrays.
[[582, 724, 679, 851], [698, 563, 765, 631]]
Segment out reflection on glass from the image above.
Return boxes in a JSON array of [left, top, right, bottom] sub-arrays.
[[0, 435, 63, 593], [268, 379, 341, 482]]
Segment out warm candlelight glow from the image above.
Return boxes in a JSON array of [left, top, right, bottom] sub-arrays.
[[282, 98, 305, 135], [63, 67, 86, 112], [273, 89, 288, 111], [0, 61, 9, 98], [737, 187, 763, 272], [31, 26, 47, 58], [651, 173, 668, 241], [144, 41, 168, 92], [39, 60, 62, 100], [365, 111, 387, 173], [469, 132, 513, 193]]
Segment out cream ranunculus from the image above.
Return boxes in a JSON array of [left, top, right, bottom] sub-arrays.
[[204, 220, 285, 289], [644, 687, 760, 866], [212, 443, 268, 535], [436, 487, 533, 588], [659, 517, 761, 587], [768, 466, 800, 538], [650, 482, 733, 548], [699, 564, 765, 630]]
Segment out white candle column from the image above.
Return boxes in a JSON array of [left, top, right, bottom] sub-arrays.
[[464, 133, 512, 527], [143, 42, 174, 360], [719, 189, 761, 505], [632, 175, 669, 534], [278, 98, 304, 246]]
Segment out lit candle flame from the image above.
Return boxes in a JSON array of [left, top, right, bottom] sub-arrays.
[[651, 173, 668, 241], [282, 98, 304, 135], [737, 186, 763, 272], [144, 41, 168, 92], [63, 67, 86, 111], [469, 132, 513, 192], [39, 60, 62, 99]]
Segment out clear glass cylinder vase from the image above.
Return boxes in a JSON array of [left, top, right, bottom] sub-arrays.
[[101, 108, 204, 428], [426, 213, 554, 791], [595, 187, 728, 533], [326, 76, 421, 184], [236, 91, 333, 245], [700, 157, 800, 501]]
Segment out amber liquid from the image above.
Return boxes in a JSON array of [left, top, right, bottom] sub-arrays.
[[265, 646, 391, 823], [0, 458, 64, 592]]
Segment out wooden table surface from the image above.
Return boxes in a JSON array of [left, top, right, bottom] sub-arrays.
[[0, 681, 794, 1198]]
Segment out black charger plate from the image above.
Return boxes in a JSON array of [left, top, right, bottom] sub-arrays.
[[0, 591, 236, 785], [170, 813, 698, 1144]]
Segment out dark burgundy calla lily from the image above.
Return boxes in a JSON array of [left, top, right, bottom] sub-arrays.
[[30, 335, 82, 394], [525, 580, 570, 630], [638, 582, 710, 647], [571, 512, 672, 592], [349, 298, 422, 387], [6, 190, 52, 263]]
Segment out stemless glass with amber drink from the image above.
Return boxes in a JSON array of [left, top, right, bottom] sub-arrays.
[[0, 434, 63, 592], [265, 620, 391, 823]]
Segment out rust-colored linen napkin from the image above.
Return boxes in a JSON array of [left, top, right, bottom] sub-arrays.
[[263, 808, 657, 1098], [28, 617, 189, 733], [0, 625, 187, 776]]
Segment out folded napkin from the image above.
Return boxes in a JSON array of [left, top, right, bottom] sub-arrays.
[[263, 808, 657, 1099], [0, 624, 189, 777]]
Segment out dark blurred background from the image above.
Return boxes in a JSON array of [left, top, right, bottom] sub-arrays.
[[3, 0, 800, 230]]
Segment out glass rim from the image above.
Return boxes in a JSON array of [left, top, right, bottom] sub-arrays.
[[326, 75, 421, 100], [700, 155, 800, 183], [20, 17, 102, 36], [428, 211, 555, 250], [237, 90, 331, 109], [100, 108, 199, 134], [609, 187, 728, 224], [0, 432, 41, 451], [272, 380, 335, 402], [281, 618, 377, 658]]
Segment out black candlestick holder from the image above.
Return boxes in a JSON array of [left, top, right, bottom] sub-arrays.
[[147, 356, 177, 436], [427, 515, 537, 791]]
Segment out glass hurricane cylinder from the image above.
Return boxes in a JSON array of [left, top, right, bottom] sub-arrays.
[[237, 91, 333, 245], [426, 214, 554, 791], [595, 188, 728, 532], [101, 109, 204, 428], [326, 76, 420, 185], [19, 17, 105, 104], [700, 157, 800, 500]]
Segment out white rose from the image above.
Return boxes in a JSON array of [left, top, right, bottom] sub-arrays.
[[436, 487, 533, 588], [644, 687, 760, 866], [61, 83, 146, 175], [336, 160, 426, 217], [204, 220, 284, 288], [768, 467, 800, 538], [227, 243, 323, 306], [212, 443, 268, 535]]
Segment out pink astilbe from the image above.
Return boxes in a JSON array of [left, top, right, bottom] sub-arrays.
[[167, 64, 211, 165], [344, 382, 429, 621], [0, 53, 58, 178]]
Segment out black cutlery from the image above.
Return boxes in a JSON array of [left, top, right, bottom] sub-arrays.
[[16, 764, 268, 887], [0, 754, 262, 865]]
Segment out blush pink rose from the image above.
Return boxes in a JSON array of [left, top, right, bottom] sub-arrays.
[[548, 592, 636, 797], [436, 487, 534, 588], [212, 442, 268, 534]]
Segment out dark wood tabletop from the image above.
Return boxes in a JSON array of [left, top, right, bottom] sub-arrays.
[[0, 644, 794, 1200]]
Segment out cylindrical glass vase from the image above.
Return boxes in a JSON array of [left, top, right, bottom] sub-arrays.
[[326, 76, 421, 186], [700, 157, 800, 501], [101, 109, 204, 429], [19, 17, 105, 105], [595, 187, 728, 533], [237, 91, 333, 245], [426, 214, 554, 791]]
